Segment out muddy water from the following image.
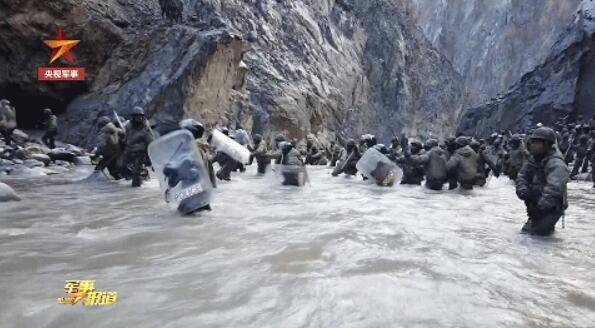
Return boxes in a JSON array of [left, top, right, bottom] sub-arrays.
[[1, 167, 594, 327]]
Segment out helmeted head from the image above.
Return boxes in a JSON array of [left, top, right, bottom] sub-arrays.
[[424, 138, 439, 150], [391, 137, 399, 147], [470, 140, 481, 152], [346, 139, 357, 152], [455, 136, 470, 148], [374, 144, 389, 154], [509, 134, 522, 148], [279, 141, 293, 155], [253, 133, 262, 144], [364, 134, 377, 148], [529, 127, 556, 157], [98, 116, 111, 129], [220, 127, 229, 136], [410, 140, 422, 154], [131, 106, 145, 126], [179, 119, 205, 139], [43, 108, 53, 116], [0, 99, 10, 108]]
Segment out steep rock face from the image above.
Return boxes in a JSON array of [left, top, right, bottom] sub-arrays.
[[407, 0, 582, 105], [0, 0, 465, 147], [457, 5, 595, 138]]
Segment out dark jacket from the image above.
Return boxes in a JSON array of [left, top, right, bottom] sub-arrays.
[[124, 121, 154, 154], [516, 149, 569, 211], [447, 145, 478, 183], [411, 147, 448, 181]]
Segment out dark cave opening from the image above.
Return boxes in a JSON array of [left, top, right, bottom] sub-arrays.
[[0, 83, 88, 129]]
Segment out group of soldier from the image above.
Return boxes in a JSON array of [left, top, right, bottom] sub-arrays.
[[1, 97, 593, 235]]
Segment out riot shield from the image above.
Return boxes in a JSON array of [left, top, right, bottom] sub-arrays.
[[148, 130, 213, 214]]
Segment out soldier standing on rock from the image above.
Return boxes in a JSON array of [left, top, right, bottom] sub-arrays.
[[0, 99, 17, 146], [121, 106, 154, 187], [40, 108, 58, 149], [516, 127, 569, 236]]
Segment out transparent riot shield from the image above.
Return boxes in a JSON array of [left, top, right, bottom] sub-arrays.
[[356, 148, 403, 186], [234, 129, 250, 146], [148, 130, 213, 214], [211, 129, 251, 164]]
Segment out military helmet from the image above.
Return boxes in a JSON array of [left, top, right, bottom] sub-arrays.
[[131, 106, 145, 116], [510, 134, 522, 143], [0, 99, 10, 106], [470, 140, 481, 151], [391, 136, 399, 144], [424, 138, 439, 149], [43, 108, 53, 115], [373, 144, 389, 154], [455, 136, 470, 147], [529, 127, 556, 143], [179, 119, 205, 139], [97, 116, 111, 128], [410, 139, 422, 147], [279, 141, 293, 153], [253, 133, 262, 144], [274, 134, 286, 143]]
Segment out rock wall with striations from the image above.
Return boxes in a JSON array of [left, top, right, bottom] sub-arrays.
[[457, 3, 595, 138], [0, 0, 465, 147], [407, 0, 582, 106]]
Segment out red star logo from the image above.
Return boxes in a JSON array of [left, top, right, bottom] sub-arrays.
[[43, 27, 80, 64]]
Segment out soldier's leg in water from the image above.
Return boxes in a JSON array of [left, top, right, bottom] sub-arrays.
[[581, 157, 590, 173], [521, 201, 538, 233], [131, 153, 144, 187], [530, 209, 563, 236], [571, 155, 584, 176], [474, 177, 486, 187], [459, 181, 474, 190], [592, 157, 595, 187], [425, 179, 444, 191]]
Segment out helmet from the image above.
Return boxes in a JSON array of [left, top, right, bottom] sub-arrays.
[[530, 127, 556, 143], [391, 136, 399, 144], [510, 134, 522, 143], [424, 139, 439, 149], [131, 106, 145, 116], [346, 139, 356, 151], [97, 116, 111, 128], [43, 108, 53, 115], [279, 141, 293, 154], [410, 140, 422, 147], [179, 119, 205, 139], [373, 144, 389, 154], [364, 134, 377, 147], [0, 99, 10, 106], [470, 140, 481, 151], [253, 134, 262, 144], [274, 134, 286, 143], [220, 127, 229, 136], [455, 136, 470, 147]]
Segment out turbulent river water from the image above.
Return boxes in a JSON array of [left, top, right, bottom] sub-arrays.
[[1, 166, 594, 327]]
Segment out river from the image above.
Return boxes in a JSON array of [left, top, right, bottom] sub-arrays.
[[1, 166, 594, 327]]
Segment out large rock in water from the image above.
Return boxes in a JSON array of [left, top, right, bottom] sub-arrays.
[[0, 182, 21, 202], [458, 4, 595, 137], [0, 0, 465, 146]]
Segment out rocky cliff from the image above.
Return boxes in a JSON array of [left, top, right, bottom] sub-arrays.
[[407, 0, 583, 106], [457, 2, 595, 137], [0, 0, 465, 147]]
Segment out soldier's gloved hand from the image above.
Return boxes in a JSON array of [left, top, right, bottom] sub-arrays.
[[516, 186, 530, 200]]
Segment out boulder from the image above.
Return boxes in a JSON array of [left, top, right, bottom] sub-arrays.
[[65, 144, 86, 156], [11, 129, 29, 144], [0, 182, 21, 202], [12, 158, 23, 165], [48, 149, 77, 163], [23, 159, 44, 168], [74, 156, 92, 165], [30, 153, 51, 166]]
